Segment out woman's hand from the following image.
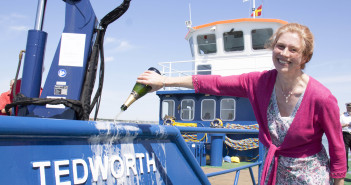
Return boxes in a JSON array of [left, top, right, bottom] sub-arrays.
[[137, 70, 165, 92]]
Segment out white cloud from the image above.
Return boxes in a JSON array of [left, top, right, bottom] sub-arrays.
[[9, 25, 29, 31], [105, 56, 114, 62], [0, 13, 30, 33], [113, 40, 134, 52], [105, 37, 116, 44], [10, 13, 27, 19], [0, 13, 27, 24], [104, 37, 135, 53]]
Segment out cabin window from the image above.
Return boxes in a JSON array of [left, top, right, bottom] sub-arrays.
[[197, 34, 217, 54], [220, 98, 236, 121], [189, 37, 194, 57], [251, 28, 273, 50], [223, 30, 244, 52], [197, 64, 211, 75], [181, 99, 195, 121], [201, 99, 215, 121], [162, 100, 175, 120]]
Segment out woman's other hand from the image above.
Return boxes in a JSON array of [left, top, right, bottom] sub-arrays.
[[137, 70, 165, 92]]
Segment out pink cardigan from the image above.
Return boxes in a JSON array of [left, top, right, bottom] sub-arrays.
[[193, 70, 346, 184]]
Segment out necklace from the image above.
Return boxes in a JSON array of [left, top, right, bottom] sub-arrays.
[[276, 74, 306, 104], [282, 90, 294, 103], [279, 84, 298, 103]]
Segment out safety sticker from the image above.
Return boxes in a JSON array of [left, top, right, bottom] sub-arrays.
[[58, 69, 67, 78], [54, 85, 68, 95]]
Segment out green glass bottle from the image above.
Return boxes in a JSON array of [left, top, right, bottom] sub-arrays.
[[120, 67, 161, 111]]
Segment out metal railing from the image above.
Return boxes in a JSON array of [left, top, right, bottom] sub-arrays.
[[176, 126, 263, 185]]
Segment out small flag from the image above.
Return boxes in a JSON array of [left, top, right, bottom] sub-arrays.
[[251, 4, 262, 17]]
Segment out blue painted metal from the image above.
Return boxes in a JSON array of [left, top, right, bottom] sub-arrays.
[[0, 116, 211, 185], [177, 127, 262, 184], [24, 0, 97, 119], [156, 89, 195, 95], [206, 162, 262, 178], [176, 127, 259, 134], [210, 133, 225, 166], [234, 170, 240, 185], [258, 140, 265, 182], [248, 167, 256, 185], [157, 92, 256, 125], [21, 30, 47, 100], [200, 142, 206, 166], [185, 142, 207, 166], [157, 90, 260, 163]]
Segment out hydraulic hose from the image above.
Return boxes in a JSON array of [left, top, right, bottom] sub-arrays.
[[81, 0, 132, 120]]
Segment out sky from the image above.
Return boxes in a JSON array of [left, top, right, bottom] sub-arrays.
[[0, 0, 351, 121]]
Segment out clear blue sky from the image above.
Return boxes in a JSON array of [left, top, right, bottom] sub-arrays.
[[0, 0, 350, 121]]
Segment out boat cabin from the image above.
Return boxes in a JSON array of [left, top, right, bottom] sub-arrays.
[[187, 18, 287, 76], [157, 18, 287, 125], [156, 18, 287, 164]]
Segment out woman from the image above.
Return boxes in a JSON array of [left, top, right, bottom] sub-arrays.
[[137, 23, 346, 184]]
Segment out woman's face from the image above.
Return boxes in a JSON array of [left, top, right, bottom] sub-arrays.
[[272, 32, 306, 74]]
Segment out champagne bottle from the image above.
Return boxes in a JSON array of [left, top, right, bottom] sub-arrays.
[[120, 67, 161, 111]]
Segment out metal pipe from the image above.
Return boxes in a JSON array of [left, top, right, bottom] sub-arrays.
[[173, 131, 211, 185], [234, 170, 240, 185], [176, 126, 259, 134], [249, 167, 257, 185], [206, 162, 262, 177], [34, 0, 47, 30]]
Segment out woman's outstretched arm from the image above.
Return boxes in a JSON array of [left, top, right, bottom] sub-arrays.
[[136, 70, 194, 92]]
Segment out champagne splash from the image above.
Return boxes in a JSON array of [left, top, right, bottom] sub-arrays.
[[114, 110, 124, 124]]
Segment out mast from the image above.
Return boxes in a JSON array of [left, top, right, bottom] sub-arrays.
[[252, 0, 256, 19], [185, 3, 193, 30]]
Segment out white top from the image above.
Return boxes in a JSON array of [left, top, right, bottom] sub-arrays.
[[340, 112, 351, 133]]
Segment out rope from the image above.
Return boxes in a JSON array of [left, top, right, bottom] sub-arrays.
[[225, 123, 259, 130], [182, 133, 207, 142], [224, 123, 259, 150], [224, 136, 259, 151], [246, 154, 259, 162], [5, 93, 83, 119]]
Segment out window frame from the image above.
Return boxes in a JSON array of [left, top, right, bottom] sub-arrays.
[[197, 64, 212, 75], [197, 34, 217, 55], [223, 30, 245, 53], [189, 37, 194, 57], [161, 99, 175, 119], [220, 98, 236, 121], [180, 99, 195, 121], [251, 28, 273, 50], [201, 99, 216, 121]]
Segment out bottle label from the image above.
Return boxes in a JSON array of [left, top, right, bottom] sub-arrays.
[[131, 91, 140, 99]]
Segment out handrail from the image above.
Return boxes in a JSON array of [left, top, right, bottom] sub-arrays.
[[176, 126, 259, 134], [158, 55, 273, 77], [176, 126, 262, 185], [206, 162, 262, 177]]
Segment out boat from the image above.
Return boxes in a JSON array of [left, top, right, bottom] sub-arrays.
[[0, 0, 287, 184], [156, 18, 287, 166]]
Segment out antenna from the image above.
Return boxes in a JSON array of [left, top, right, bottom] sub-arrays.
[[185, 3, 192, 29], [189, 3, 192, 23], [252, 0, 256, 18]]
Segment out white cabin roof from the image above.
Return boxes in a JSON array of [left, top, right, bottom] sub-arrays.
[[158, 18, 287, 87], [185, 18, 287, 40]]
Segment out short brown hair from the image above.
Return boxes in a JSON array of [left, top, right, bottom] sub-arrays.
[[266, 23, 314, 69]]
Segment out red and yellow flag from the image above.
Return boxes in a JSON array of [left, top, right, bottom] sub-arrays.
[[251, 5, 262, 17]]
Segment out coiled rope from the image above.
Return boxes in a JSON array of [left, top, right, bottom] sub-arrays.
[[224, 123, 259, 151], [225, 123, 259, 130]]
